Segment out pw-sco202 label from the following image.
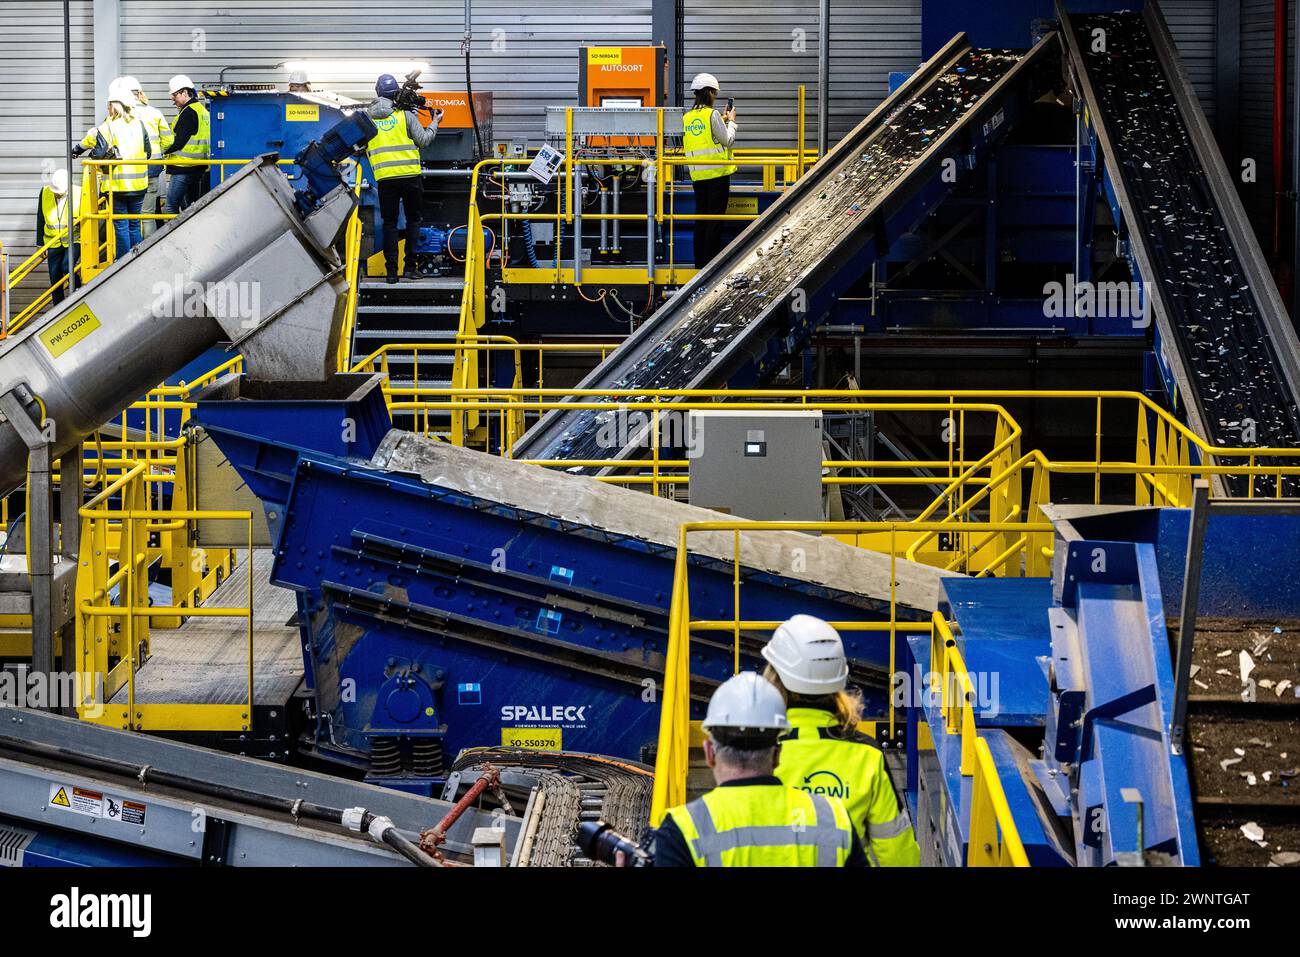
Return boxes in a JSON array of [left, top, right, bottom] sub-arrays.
[[39, 303, 101, 358]]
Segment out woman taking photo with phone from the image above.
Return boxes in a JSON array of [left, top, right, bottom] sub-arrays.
[[682, 73, 737, 268]]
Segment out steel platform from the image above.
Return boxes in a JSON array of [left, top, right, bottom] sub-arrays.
[[110, 549, 302, 708]]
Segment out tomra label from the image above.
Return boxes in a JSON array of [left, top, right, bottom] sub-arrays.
[[40, 303, 101, 358], [500, 705, 587, 723]]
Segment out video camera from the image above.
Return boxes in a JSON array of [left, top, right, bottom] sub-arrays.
[[391, 69, 439, 119], [577, 821, 653, 867]]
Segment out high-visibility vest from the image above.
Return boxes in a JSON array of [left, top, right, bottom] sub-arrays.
[[135, 103, 174, 168], [682, 106, 736, 182], [40, 186, 76, 248], [776, 707, 921, 867], [174, 101, 210, 165], [367, 111, 422, 181], [82, 114, 150, 192], [661, 781, 854, 867]]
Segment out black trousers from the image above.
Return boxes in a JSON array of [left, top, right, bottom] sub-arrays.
[[377, 176, 423, 274], [692, 173, 731, 269], [47, 246, 69, 304]]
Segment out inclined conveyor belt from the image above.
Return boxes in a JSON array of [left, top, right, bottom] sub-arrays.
[[517, 36, 1046, 467], [1062, 4, 1300, 494]]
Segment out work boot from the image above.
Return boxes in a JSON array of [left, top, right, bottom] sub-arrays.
[[386, 270, 398, 285]]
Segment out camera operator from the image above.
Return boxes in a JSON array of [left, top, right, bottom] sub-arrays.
[[367, 73, 440, 283]]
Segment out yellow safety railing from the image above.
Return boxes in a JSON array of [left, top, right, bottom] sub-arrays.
[[359, 382, 1300, 576], [77, 157, 297, 280], [649, 519, 1032, 866], [450, 202, 489, 444], [350, 338, 623, 448], [75, 461, 255, 732], [930, 614, 1030, 866], [336, 173, 366, 371], [2, 226, 83, 336]]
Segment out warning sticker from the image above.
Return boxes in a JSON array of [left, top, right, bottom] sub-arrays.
[[502, 727, 562, 750], [105, 796, 147, 826], [39, 302, 101, 358], [49, 783, 146, 825], [49, 784, 103, 817]]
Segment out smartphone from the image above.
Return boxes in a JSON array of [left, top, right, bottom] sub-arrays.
[[727, 97, 735, 111]]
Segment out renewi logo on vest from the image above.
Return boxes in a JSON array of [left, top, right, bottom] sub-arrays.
[[684, 115, 707, 137], [801, 769, 849, 800]]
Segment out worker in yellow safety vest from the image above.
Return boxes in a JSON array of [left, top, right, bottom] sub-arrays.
[[73, 76, 153, 256], [121, 76, 173, 237], [367, 73, 438, 283], [163, 74, 210, 215], [35, 169, 79, 305], [682, 72, 737, 269], [653, 672, 867, 867], [763, 615, 922, 866]]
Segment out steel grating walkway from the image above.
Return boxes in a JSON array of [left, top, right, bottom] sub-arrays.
[[110, 549, 303, 706]]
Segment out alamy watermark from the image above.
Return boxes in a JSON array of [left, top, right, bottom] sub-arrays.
[[151, 276, 263, 329], [1043, 274, 1152, 327], [1, 666, 104, 717]]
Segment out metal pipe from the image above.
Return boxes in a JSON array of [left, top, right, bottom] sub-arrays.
[[64, 0, 76, 295], [599, 184, 609, 254], [0, 158, 355, 498], [612, 172, 622, 252], [817, 0, 830, 157], [645, 164, 656, 281], [1169, 479, 1210, 755], [574, 164, 584, 284], [421, 764, 498, 856]]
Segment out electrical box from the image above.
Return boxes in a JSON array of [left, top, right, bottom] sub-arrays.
[[577, 45, 667, 148], [687, 410, 824, 521]]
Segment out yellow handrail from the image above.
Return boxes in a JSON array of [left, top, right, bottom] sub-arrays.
[[651, 521, 1030, 866], [930, 614, 1030, 866]]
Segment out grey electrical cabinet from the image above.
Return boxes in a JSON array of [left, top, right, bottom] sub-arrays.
[[687, 410, 824, 520]]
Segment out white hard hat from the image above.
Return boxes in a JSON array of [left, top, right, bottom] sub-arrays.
[[288, 69, 309, 85], [107, 77, 135, 106], [702, 672, 789, 735], [762, 615, 849, 695], [690, 72, 720, 93], [51, 169, 69, 195], [122, 75, 144, 93], [168, 74, 195, 95]]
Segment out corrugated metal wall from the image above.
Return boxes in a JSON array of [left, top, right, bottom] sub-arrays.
[[117, 0, 652, 141], [0, 1, 1280, 311], [1234, 0, 1293, 254], [682, 0, 923, 151], [1165, 0, 1219, 125], [0, 1, 95, 313]]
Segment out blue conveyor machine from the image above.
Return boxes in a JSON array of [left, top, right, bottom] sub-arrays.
[[907, 500, 1300, 866], [193, 375, 952, 793]]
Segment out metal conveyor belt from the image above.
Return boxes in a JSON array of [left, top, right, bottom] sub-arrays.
[[517, 37, 1047, 467], [1062, 4, 1300, 494]]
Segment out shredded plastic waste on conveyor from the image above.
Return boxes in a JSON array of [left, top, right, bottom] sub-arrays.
[[1075, 12, 1300, 494], [532, 48, 1023, 469]]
